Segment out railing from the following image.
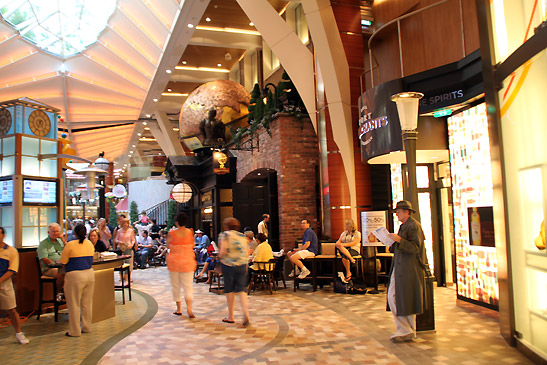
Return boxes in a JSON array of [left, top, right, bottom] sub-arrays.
[[362, 0, 457, 94], [146, 199, 170, 225]]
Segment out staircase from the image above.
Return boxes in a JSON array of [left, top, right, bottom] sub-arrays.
[[146, 199, 170, 225]]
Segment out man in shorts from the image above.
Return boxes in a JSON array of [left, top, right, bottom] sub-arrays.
[[0, 227, 29, 344], [287, 219, 318, 279], [37, 223, 66, 297]]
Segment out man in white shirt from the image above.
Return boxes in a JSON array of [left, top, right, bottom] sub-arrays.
[[257, 214, 270, 238], [136, 231, 153, 269]]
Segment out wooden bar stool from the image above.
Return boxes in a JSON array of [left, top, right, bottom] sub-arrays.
[[35, 256, 65, 322]]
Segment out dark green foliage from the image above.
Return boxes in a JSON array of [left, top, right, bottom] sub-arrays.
[[108, 201, 117, 226], [129, 201, 139, 225], [166, 200, 177, 230]]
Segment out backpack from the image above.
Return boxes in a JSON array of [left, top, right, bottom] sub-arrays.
[[334, 277, 354, 294]]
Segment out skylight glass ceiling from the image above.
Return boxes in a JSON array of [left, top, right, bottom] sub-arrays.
[[0, 0, 116, 58]]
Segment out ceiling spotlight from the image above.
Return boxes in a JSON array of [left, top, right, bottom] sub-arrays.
[[146, 114, 151, 118], [167, 88, 172, 92], [182, 60, 187, 64], [249, 22, 254, 26], [132, 145, 136, 148], [187, 23, 194, 28], [166, 69, 172, 74], [205, 17, 211, 22], [217, 63, 222, 67], [143, 121, 147, 125], [129, 151, 133, 153], [153, 98, 158, 102], [137, 133, 142, 136]]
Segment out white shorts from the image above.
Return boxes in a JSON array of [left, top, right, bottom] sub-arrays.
[[0, 278, 16, 310], [295, 250, 315, 259]]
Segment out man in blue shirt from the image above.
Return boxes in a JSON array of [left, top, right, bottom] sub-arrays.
[[287, 219, 318, 279], [194, 229, 211, 263]]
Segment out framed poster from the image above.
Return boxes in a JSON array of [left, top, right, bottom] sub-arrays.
[[360, 211, 388, 247]]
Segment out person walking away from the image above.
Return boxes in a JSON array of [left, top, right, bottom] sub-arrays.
[[387, 200, 428, 343], [218, 217, 250, 326], [0, 227, 29, 344], [166, 212, 196, 318], [61, 224, 95, 337]]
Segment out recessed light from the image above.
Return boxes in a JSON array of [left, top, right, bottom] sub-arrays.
[[217, 63, 222, 67], [137, 133, 142, 136], [166, 69, 172, 74], [146, 114, 151, 118], [167, 88, 172, 92], [187, 23, 194, 28], [143, 122, 147, 126], [205, 17, 211, 22], [132, 145, 136, 148], [182, 60, 187, 64], [249, 22, 254, 26], [153, 98, 158, 102], [129, 151, 133, 153]]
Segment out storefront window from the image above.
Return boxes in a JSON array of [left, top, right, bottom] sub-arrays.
[[448, 103, 498, 307], [496, 47, 547, 356]]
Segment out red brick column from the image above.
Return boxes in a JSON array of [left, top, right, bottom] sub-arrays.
[[234, 114, 319, 250]]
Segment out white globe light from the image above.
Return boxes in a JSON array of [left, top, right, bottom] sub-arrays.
[[171, 183, 192, 203]]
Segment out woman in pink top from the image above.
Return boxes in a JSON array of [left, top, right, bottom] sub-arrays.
[[114, 218, 136, 284], [167, 212, 196, 318]]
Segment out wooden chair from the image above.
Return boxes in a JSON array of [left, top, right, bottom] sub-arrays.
[[209, 258, 223, 294], [272, 255, 286, 289], [248, 259, 275, 295], [114, 263, 132, 304], [335, 242, 365, 281], [35, 256, 65, 322]]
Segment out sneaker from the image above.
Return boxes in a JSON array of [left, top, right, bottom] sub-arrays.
[[390, 332, 415, 343], [288, 270, 295, 278], [298, 267, 311, 279], [56, 291, 64, 302], [16, 332, 29, 344]]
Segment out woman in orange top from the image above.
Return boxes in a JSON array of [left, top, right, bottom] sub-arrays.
[[166, 212, 196, 318]]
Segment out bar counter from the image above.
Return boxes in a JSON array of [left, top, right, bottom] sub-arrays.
[[15, 249, 128, 322]]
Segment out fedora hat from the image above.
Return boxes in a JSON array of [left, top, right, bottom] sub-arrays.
[[395, 200, 415, 212], [195, 229, 203, 234]]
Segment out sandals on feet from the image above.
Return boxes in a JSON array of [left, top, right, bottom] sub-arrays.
[[173, 312, 182, 316], [222, 318, 235, 323]]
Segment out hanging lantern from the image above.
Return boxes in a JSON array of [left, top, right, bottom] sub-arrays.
[[171, 183, 193, 203], [112, 184, 127, 198]]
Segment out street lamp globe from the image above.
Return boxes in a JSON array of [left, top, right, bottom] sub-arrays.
[[94, 152, 110, 171], [391, 92, 424, 131]]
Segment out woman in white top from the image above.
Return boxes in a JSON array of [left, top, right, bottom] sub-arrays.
[[335, 219, 361, 281]]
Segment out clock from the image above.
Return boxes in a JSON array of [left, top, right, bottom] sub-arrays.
[[28, 109, 51, 137], [0, 108, 12, 136]]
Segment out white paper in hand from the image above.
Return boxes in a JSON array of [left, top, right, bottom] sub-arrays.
[[372, 227, 395, 247]]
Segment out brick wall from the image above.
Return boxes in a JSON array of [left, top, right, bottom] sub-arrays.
[[234, 113, 319, 250]]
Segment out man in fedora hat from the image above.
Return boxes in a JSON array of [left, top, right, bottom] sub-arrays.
[[387, 200, 428, 343]]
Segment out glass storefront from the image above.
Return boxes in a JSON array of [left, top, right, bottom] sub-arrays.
[[447, 104, 498, 307], [488, 0, 547, 357]]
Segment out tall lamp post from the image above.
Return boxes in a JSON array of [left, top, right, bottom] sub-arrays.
[[391, 92, 424, 222], [95, 152, 110, 219]]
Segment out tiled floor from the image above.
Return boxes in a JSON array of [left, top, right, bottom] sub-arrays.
[[95, 267, 532, 365], [0, 266, 533, 364]]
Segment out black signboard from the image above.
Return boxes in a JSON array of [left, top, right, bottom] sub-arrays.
[[359, 79, 403, 162]]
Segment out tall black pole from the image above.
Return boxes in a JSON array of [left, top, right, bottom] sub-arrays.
[[403, 130, 420, 222]]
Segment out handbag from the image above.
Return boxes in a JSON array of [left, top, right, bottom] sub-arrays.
[[334, 277, 354, 294]]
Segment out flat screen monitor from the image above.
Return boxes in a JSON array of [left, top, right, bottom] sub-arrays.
[[23, 179, 57, 205], [0, 179, 13, 204]]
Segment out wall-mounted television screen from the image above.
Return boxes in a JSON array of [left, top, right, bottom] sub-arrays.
[[23, 179, 57, 205], [0, 179, 13, 204]]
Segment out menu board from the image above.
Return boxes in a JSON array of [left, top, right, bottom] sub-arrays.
[[23, 179, 57, 204], [0, 180, 13, 204], [360, 211, 388, 247]]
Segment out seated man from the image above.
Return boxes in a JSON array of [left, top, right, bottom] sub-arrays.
[[250, 233, 274, 271], [37, 223, 66, 300], [136, 231, 153, 269], [194, 229, 210, 263], [287, 219, 318, 279], [194, 256, 216, 284]]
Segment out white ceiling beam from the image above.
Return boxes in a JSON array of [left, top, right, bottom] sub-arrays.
[[95, 40, 153, 82], [115, 8, 164, 52], [152, 110, 185, 157], [188, 29, 262, 50], [139, 0, 210, 118], [105, 25, 158, 68]]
